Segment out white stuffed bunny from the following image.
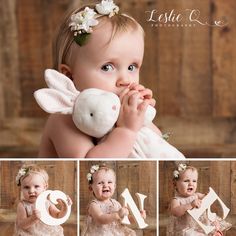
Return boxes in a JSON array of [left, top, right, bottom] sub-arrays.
[[34, 69, 185, 159], [34, 69, 121, 138], [34, 69, 155, 138]]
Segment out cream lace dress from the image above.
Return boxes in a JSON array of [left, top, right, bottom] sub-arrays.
[[166, 194, 232, 236], [130, 127, 185, 159], [81, 199, 136, 236], [100, 126, 185, 159], [14, 200, 64, 236]]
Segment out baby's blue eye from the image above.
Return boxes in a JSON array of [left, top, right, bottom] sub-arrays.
[[128, 64, 137, 72], [101, 64, 114, 72]]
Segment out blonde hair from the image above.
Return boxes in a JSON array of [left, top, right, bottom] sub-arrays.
[[52, 4, 144, 70], [173, 165, 198, 182], [88, 164, 116, 185], [17, 164, 49, 186]]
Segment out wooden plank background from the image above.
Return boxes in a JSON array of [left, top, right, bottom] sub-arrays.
[[159, 161, 236, 234], [0, 0, 236, 157], [80, 161, 157, 235], [0, 160, 77, 236]]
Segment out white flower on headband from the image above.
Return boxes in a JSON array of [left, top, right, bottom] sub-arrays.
[[96, 0, 119, 17], [173, 170, 179, 179], [173, 163, 187, 179], [87, 173, 92, 182], [69, 7, 99, 35], [87, 165, 100, 182], [178, 163, 187, 172], [69, 1, 119, 46], [16, 167, 29, 185]]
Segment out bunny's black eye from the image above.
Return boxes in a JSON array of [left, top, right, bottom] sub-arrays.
[[90, 113, 93, 117]]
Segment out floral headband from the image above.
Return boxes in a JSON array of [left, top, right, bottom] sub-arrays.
[[86, 164, 100, 183], [16, 167, 30, 186], [69, 0, 119, 46], [16, 167, 47, 186], [173, 163, 187, 179]]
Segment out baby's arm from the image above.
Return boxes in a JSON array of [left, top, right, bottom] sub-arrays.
[[88, 202, 128, 225], [42, 114, 138, 158], [16, 202, 40, 229], [49, 196, 72, 218], [170, 197, 202, 217], [40, 114, 94, 157], [52, 90, 148, 158], [42, 88, 149, 157], [86, 90, 149, 157]]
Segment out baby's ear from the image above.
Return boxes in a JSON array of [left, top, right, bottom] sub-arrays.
[[59, 64, 73, 80], [88, 185, 93, 192]]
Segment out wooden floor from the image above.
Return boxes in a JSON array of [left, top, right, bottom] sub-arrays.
[[1, 144, 236, 158]]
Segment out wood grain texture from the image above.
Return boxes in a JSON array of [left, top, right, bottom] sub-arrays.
[[80, 161, 157, 232], [0, 160, 77, 235], [159, 161, 234, 234], [212, 0, 236, 117], [0, 0, 236, 157]]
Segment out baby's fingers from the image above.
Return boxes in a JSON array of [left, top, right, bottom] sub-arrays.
[[67, 196, 73, 206], [129, 83, 144, 91], [123, 207, 129, 216], [145, 98, 156, 107], [138, 99, 149, 112], [128, 91, 140, 107], [119, 88, 130, 102], [122, 90, 139, 107], [139, 88, 153, 99]]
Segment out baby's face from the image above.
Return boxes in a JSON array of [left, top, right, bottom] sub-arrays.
[[69, 20, 144, 95], [21, 173, 47, 203], [176, 169, 198, 197], [91, 169, 116, 201]]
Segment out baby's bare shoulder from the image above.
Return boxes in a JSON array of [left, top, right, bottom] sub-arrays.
[[45, 114, 85, 137], [41, 114, 94, 157]]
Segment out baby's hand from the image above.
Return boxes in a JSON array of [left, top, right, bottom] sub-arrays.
[[32, 209, 41, 220], [129, 83, 156, 107], [191, 198, 202, 209], [140, 210, 146, 219], [66, 195, 73, 206], [117, 89, 148, 132], [57, 195, 72, 210], [118, 207, 129, 219], [213, 231, 223, 236]]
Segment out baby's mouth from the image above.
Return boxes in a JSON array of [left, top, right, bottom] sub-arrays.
[[187, 187, 193, 192], [102, 189, 110, 193]]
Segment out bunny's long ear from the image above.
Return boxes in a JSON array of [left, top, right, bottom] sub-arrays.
[[34, 88, 73, 114], [44, 69, 80, 98]]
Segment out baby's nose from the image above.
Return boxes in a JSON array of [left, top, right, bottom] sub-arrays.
[[116, 75, 131, 87], [103, 182, 108, 187], [29, 187, 34, 193]]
